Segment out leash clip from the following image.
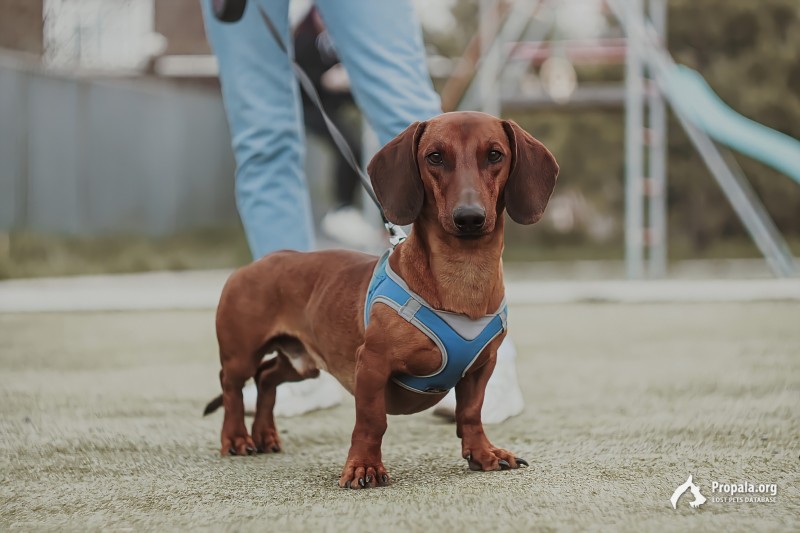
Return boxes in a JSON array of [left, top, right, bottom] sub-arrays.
[[387, 223, 407, 248]]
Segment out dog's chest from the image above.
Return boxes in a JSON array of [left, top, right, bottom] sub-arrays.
[[387, 319, 445, 376], [365, 250, 507, 394]]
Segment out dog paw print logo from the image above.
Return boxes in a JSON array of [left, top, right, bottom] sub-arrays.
[[670, 475, 707, 509]]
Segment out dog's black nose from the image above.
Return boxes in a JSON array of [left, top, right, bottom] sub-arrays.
[[453, 205, 486, 233]]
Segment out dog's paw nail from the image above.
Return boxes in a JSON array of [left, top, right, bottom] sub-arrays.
[[271, 445, 281, 453], [344, 480, 351, 489], [228, 447, 237, 456], [366, 475, 373, 483], [515, 457, 529, 467], [498, 460, 511, 470], [358, 477, 365, 488], [381, 474, 389, 484], [246, 446, 256, 455], [466, 456, 482, 471], [255, 446, 265, 454]]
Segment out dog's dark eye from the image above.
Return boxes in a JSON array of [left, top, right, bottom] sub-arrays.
[[426, 152, 444, 166], [488, 150, 503, 163]]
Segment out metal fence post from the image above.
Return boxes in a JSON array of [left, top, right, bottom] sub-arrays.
[[624, 0, 645, 278], [647, 0, 668, 277]]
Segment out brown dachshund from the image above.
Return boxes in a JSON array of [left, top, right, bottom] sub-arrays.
[[204, 111, 558, 488]]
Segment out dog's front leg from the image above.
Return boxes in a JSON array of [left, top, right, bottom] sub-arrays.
[[339, 344, 391, 489], [455, 351, 528, 471]]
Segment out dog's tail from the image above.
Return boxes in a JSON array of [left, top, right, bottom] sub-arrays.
[[203, 394, 223, 416]]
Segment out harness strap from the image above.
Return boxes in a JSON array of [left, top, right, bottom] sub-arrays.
[[364, 251, 508, 394]]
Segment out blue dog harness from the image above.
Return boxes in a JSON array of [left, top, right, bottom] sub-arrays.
[[364, 251, 508, 394]]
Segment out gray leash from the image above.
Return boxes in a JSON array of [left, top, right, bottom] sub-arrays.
[[256, 6, 407, 247]]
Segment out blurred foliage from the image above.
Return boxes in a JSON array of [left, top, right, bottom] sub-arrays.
[[428, 0, 800, 256], [666, 0, 800, 251]]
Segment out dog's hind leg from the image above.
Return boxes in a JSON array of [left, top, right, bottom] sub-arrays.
[[251, 339, 319, 454], [219, 355, 258, 456]]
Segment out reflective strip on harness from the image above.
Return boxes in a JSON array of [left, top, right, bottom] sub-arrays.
[[364, 251, 508, 394]]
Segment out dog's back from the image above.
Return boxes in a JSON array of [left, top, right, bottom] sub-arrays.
[[215, 249, 378, 386]]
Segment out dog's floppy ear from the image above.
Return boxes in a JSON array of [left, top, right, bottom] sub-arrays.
[[367, 121, 426, 225], [502, 120, 559, 225]]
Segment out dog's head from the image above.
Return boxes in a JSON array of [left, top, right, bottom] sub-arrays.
[[368, 111, 559, 239]]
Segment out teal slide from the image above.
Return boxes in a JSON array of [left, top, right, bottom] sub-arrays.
[[665, 65, 800, 185]]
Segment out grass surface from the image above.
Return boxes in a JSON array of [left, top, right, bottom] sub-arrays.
[[1, 303, 798, 531]]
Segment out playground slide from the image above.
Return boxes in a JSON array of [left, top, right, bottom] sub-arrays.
[[664, 65, 800, 185]]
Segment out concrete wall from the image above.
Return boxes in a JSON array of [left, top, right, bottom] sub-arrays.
[[0, 54, 238, 235]]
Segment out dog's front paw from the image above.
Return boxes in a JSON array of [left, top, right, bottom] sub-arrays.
[[338, 457, 390, 489], [463, 446, 528, 472]]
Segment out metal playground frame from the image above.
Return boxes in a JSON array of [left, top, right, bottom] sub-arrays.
[[448, 0, 799, 278]]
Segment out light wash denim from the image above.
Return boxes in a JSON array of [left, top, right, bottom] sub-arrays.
[[201, 0, 441, 258]]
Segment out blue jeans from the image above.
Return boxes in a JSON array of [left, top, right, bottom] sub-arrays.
[[201, 0, 441, 259]]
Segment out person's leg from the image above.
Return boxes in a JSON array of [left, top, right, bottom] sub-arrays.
[[202, 0, 340, 415], [318, 107, 382, 248], [314, 0, 441, 147], [305, 104, 363, 209], [317, 0, 523, 423], [330, 109, 362, 208], [201, 0, 314, 258]]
